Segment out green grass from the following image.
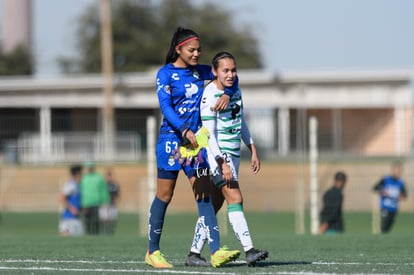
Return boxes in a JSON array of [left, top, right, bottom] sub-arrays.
[[0, 212, 413, 274]]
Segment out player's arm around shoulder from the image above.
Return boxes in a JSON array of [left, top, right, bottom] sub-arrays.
[[200, 83, 218, 115]]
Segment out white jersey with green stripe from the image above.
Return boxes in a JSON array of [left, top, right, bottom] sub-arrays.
[[201, 82, 243, 158], [201, 81, 254, 186]]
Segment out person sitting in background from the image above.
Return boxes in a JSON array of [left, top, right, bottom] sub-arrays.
[[319, 171, 347, 234], [59, 164, 84, 236]]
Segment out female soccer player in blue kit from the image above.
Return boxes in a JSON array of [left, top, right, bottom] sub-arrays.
[[145, 27, 240, 268]]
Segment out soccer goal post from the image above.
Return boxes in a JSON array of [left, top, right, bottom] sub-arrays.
[[309, 116, 319, 235], [139, 116, 156, 236], [371, 193, 380, 234], [295, 108, 308, 235]]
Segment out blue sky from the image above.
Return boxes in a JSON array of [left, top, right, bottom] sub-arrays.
[[215, 0, 414, 71], [2, 0, 414, 77]]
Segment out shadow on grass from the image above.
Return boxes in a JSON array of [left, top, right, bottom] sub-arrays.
[[223, 260, 312, 268]]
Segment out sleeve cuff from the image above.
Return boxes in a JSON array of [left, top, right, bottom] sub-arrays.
[[223, 91, 232, 97]]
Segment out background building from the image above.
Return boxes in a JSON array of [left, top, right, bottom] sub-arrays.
[[0, 69, 413, 164], [1, 0, 32, 54]]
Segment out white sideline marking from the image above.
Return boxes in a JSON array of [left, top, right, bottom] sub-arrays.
[[0, 259, 413, 275], [1, 259, 142, 264], [0, 266, 398, 275], [313, 261, 414, 266], [0, 266, 239, 274], [4, 259, 412, 266]]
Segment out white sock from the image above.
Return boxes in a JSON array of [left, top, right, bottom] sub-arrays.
[[228, 205, 253, 252], [190, 216, 207, 254]]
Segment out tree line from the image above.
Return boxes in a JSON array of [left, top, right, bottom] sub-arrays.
[[1, 0, 261, 76]]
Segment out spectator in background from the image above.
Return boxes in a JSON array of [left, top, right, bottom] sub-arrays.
[[100, 168, 120, 234], [0, 200, 2, 224], [59, 164, 84, 236], [319, 171, 347, 234], [0, 168, 3, 224], [373, 161, 407, 233], [80, 161, 110, 235]]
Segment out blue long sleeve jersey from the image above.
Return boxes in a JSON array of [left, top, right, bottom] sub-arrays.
[[61, 179, 81, 219], [156, 63, 237, 137], [373, 176, 407, 212]]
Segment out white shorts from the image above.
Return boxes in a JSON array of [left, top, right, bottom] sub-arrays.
[[207, 147, 240, 187], [59, 218, 84, 236], [99, 205, 118, 221]]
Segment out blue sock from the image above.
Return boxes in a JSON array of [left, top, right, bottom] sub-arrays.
[[148, 197, 168, 253], [197, 196, 220, 254]]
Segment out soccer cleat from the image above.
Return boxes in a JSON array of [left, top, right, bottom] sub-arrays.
[[245, 248, 269, 267], [145, 250, 173, 268], [185, 253, 211, 267], [211, 246, 241, 267]]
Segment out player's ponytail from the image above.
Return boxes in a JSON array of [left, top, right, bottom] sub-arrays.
[[165, 27, 200, 64]]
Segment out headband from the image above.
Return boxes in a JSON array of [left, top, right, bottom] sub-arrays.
[[176, 36, 199, 47]]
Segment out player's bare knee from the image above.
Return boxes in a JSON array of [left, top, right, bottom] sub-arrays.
[[156, 190, 174, 203]]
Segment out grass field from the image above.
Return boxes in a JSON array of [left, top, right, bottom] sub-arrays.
[[0, 212, 413, 274]]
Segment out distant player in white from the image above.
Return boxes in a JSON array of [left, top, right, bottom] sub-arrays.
[[186, 52, 268, 267]]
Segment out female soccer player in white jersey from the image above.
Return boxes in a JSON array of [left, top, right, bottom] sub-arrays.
[[186, 52, 268, 267], [145, 28, 240, 268]]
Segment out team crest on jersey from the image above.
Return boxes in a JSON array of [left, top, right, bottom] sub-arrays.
[[164, 85, 171, 94], [168, 156, 175, 166], [185, 83, 198, 98], [192, 70, 200, 79]]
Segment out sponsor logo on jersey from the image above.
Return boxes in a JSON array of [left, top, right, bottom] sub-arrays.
[[230, 103, 241, 119], [185, 83, 198, 98], [242, 231, 251, 237], [172, 73, 180, 80], [178, 106, 199, 115], [182, 99, 195, 105], [156, 78, 163, 93]]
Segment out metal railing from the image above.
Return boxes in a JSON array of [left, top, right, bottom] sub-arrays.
[[9, 131, 142, 164]]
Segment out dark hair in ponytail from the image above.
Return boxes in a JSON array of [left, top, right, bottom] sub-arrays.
[[165, 27, 200, 64], [211, 51, 236, 70]]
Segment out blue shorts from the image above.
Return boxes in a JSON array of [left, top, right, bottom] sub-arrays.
[[156, 135, 209, 180], [181, 148, 209, 178], [156, 135, 182, 171], [157, 169, 179, 180]]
